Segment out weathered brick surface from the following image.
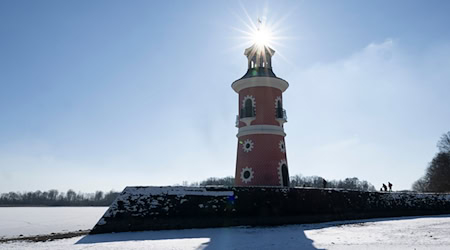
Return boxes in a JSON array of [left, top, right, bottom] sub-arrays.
[[235, 134, 286, 186], [238, 87, 282, 126], [90, 186, 450, 234]]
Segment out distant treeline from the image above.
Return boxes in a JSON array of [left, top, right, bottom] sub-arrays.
[[179, 175, 376, 192], [1, 176, 377, 207], [0, 189, 120, 207], [290, 175, 376, 191]]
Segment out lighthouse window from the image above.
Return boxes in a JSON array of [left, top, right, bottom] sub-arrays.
[[281, 164, 289, 187], [244, 99, 254, 117], [276, 99, 283, 118], [279, 140, 286, 153], [274, 97, 282, 108], [241, 95, 256, 118]]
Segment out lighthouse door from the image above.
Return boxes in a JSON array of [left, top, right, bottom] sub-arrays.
[[281, 164, 289, 187]]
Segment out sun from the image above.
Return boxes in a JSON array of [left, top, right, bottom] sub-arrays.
[[231, 13, 288, 53], [252, 24, 273, 48], [229, 4, 295, 64]]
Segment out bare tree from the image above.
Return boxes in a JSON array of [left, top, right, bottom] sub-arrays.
[[412, 131, 450, 192], [48, 189, 59, 201], [425, 152, 450, 192], [66, 189, 76, 202], [412, 176, 428, 192], [94, 191, 104, 201], [437, 131, 450, 153]]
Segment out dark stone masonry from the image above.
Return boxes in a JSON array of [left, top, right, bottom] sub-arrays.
[[90, 186, 450, 234]]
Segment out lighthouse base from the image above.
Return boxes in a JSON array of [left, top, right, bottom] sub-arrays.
[[90, 186, 450, 234]]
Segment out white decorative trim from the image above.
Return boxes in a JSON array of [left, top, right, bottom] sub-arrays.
[[242, 139, 254, 153], [242, 95, 256, 108], [274, 96, 282, 108], [276, 118, 287, 126], [279, 140, 286, 153], [277, 159, 288, 186], [240, 167, 254, 184], [237, 125, 286, 137], [232, 77, 289, 93], [240, 117, 256, 126]]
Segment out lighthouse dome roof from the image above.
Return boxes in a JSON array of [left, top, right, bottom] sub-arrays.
[[240, 67, 277, 79]]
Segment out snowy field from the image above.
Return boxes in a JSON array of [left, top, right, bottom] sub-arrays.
[[0, 208, 449, 249], [0, 207, 108, 238]]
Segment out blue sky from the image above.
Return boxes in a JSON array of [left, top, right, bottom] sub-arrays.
[[1, 0, 450, 192]]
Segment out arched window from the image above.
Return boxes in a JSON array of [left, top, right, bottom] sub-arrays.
[[244, 99, 254, 117], [241, 95, 256, 119], [276, 100, 283, 118], [281, 164, 289, 187]]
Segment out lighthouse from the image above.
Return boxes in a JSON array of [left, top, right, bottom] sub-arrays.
[[232, 42, 290, 187]]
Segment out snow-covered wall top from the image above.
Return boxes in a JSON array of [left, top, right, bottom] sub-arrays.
[[91, 186, 450, 234]]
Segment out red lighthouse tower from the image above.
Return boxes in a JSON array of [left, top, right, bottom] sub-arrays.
[[233, 43, 290, 187]]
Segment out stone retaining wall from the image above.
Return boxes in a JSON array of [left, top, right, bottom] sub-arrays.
[[90, 186, 450, 234]]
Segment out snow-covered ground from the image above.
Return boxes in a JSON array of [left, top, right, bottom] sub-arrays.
[[1, 210, 450, 249], [0, 207, 108, 238]]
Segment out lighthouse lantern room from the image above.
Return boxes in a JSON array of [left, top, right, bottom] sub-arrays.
[[232, 42, 290, 187]]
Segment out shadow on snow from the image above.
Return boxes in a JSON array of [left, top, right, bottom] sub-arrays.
[[75, 214, 450, 250], [76, 225, 321, 250]]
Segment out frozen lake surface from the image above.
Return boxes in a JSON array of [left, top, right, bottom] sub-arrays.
[[0, 207, 107, 238], [0, 207, 449, 249]]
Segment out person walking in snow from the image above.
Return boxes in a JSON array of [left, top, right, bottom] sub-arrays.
[[388, 182, 393, 192], [382, 183, 388, 191]]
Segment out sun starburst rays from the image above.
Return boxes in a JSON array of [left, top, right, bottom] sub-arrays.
[[226, 3, 299, 69], [230, 9, 288, 56], [233, 21, 278, 51]]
